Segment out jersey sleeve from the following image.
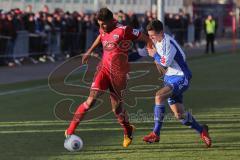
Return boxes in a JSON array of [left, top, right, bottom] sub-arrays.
[[160, 39, 177, 67], [124, 26, 141, 41]]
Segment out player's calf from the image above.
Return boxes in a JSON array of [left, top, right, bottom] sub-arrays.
[[65, 101, 90, 136], [179, 112, 212, 148]]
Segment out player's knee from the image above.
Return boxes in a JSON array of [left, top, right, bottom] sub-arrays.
[[155, 94, 165, 104], [112, 107, 119, 115], [112, 104, 122, 115], [112, 107, 116, 114], [82, 101, 90, 110], [87, 90, 99, 106], [155, 89, 169, 102], [85, 97, 96, 108]]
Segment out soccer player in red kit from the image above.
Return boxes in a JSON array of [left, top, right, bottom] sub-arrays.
[[65, 8, 152, 147]]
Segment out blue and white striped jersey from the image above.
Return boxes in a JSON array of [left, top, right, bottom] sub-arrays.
[[154, 33, 192, 79]]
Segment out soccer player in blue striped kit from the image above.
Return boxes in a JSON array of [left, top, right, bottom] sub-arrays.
[[143, 20, 212, 147]]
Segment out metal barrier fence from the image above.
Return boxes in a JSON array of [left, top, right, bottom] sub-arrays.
[[0, 30, 95, 61], [0, 26, 238, 64]]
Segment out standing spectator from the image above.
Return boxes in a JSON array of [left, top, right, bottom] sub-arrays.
[[128, 11, 140, 29], [23, 5, 33, 28], [194, 14, 202, 47], [2, 13, 17, 66], [25, 14, 36, 33], [117, 10, 126, 25], [142, 11, 153, 34], [204, 14, 217, 54], [187, 17, 194, 48], [164, 13, 175, 35], [66, 12, 78, 56], [44, 14, 57, 61], [177, 10, 189, 46], [35, 12, 45, 33], [0, 12, 5, 65], [172, 14, 183, 46], [26, 13, 38, 58], [25, 5, 33, 14], [42, 5, 49, 14], [13, 9, 25, 31], [77, 14, 87, 53]]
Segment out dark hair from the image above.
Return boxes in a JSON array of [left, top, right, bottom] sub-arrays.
[[96, 8, 113, 21], [146, 20, 163, 33]]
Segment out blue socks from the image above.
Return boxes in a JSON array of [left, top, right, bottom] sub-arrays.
[[152, 105, 202, 135], [153, 104, 165, 136], [181, 112, 203, 133]]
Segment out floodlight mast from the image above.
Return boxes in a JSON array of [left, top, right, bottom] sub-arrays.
[[157, 0, 165, 24]]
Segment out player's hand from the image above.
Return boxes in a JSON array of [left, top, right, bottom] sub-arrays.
[[82, 53, 91, 64], [147, 46, 157, 57]]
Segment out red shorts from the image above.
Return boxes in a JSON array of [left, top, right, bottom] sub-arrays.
[[91, 67, 127, 100]]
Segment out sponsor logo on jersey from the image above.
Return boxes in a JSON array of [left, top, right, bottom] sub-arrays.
[[161, 56, 166, 65], [102, 41, 117, 51]]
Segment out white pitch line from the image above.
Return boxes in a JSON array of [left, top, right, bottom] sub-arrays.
[[0, 128, 124, 134], [0, 119, 117, 124], [0, 114, 239, 125], [1, 127, 239, 134], [0, 79, 81, 96], [0, 128, 195, 134], [0, 85, 47, 96], [0, 119, 239, 128], [1, 85, 239, 97]]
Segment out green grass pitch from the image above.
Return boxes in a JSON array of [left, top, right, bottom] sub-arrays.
[[0, 52, 240, 160]]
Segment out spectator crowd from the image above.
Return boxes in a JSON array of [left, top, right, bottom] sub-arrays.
[[0, 5, 205, 67]]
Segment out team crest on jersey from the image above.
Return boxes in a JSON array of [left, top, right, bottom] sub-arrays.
[[113, 34, 119, 40], [132, 29, 139, 36]]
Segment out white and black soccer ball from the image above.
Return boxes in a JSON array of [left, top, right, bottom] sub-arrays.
[[64, 134, 83, 152]]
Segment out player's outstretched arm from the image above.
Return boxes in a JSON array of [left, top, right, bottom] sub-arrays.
[[147, 47, 167, 75], [154, 61, 167, 76], [82, 35, 101, 64]]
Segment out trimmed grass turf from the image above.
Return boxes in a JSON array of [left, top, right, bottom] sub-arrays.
[[0, 52, 240, 160]]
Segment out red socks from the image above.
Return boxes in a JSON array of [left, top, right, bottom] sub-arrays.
[[115, 106, 132, 136], [67, 102, 132, 136], [67, 102, 89, 135]]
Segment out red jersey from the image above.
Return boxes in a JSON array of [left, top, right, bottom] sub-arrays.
[[99, 23, 141, 75]]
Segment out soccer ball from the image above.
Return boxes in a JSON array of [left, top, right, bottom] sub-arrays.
[[64, 134, 83, 152]]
